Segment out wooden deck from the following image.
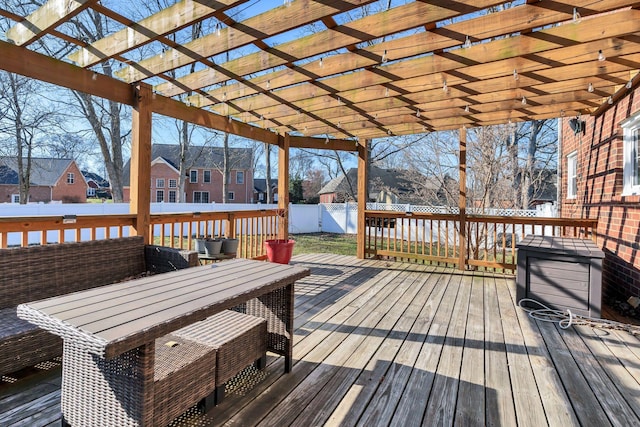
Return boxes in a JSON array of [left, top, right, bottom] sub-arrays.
[[2, 253, 640, 426]]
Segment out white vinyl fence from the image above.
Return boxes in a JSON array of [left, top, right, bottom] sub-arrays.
[[0, 202, 556, 246]]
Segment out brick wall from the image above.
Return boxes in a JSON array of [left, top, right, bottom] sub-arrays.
[[51, 162, 87, 203], [559, 88, 640, 301]]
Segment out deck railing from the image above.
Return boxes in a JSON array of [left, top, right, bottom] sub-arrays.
[[0, 209, 284, 259], [364, 210, 598, 272]]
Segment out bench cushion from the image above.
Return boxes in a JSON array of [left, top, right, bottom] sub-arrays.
[[174, 310, 267, 385], [0, 307, 62, 376]]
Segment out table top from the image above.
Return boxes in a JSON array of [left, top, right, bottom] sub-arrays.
[[17, 259, 310, 358], [516, 235, 604, 258]]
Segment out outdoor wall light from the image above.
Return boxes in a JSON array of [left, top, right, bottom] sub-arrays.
[[62, 215, 77, 224], [569, 117, 585, 135]]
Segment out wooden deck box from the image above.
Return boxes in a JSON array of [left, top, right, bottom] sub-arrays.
[[516, 235, 604, 318]]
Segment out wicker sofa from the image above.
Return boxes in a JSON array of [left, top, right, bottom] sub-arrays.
[[0, 236, 198, 378]]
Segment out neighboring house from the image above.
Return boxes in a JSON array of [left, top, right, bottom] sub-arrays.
[[559, 85, 640, 302], [122, 144, 254, 203], [318, 166, 442, 205], [82, 170, 111, 199], [0, 157, 87, 203], [253, 178, 278, 203]]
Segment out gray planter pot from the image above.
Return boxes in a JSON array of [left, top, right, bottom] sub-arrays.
[[221, 238, 239, 256], [204, 239, 222, 256], [194, 238, 207, 254]]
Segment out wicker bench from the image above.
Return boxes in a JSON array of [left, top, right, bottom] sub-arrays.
[[175, 309, 268, 404], [0, 237, 198, 378]]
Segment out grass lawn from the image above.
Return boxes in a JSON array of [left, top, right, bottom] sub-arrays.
[[291, 233, 357, 256]]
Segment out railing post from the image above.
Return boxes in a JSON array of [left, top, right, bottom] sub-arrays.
[[357, 138, 370, 259], [458, 127, 467, 270], [227, 213, 236, 238], [277, 134, 290, 240]]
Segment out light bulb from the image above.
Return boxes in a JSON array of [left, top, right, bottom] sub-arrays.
[[324, 136, 329, 144], [443, 80, 448, 92], [521, 96, 527, 105], [381, 50, 388, 64], [216, 23, 221, 37], [92, 72, 97, 81], [608, 96, 613, 104], [385, 87, 390, 97], [513, 69, 519, 80], [416, 110, 420, 118], [464, 105, 470, 113], [626, 80, 633, 90], [598, 50, 606, 62], [319, 57, 323, 68], [266, 80, 270, 89], [588, 83, 594, 93], [462, 36, 472, 49], [572, 8, 581, 23]]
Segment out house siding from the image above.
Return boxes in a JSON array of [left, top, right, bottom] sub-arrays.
[[560, 88, 640, 301]]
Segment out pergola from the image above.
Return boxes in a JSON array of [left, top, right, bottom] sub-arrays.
[[2, 0, 640, 259]]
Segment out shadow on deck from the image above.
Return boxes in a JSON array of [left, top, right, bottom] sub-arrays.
[[2, 253, 640, 426]]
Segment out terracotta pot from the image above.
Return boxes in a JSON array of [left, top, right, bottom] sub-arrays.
[[265, 239, 295, 264]]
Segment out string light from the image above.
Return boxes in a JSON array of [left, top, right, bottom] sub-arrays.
[[464, 104, 470, 113], [222, 92, 227, 101], [284, 0, 292, 7], [521, 96, 527, 105], [588, 83, 594, 93], [513, 69, 519, 80], [608, 96, 613, 104], [442, 80, 448, 93], [266, 80, 271, 89], [387, 129, 392, 135], [626, 79, 633, 90], [324, 135, 329, 144], [337, 121, 342, 128], [160, 49, 165, 59], [385, 87, 390, 97], [337, 97, 343, 105], [416, 110, 421, 118], [598, 50, 606, 62], [572, 7, 581, 23], [216, 23, 221, 37], [92, 72, 97, 81], [462, 35, 472, 49], [319, 57, 323, 68], [381, 50, 388, 64]]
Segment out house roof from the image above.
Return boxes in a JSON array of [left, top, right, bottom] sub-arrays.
[[0, 157, 76, 186], [318, 166, 423, 196], [81, 170, 110, 188], [123, 144, 253, 186], [253, 178, 278, 193]]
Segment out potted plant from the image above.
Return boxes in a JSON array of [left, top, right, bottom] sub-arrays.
[[265, 239, 295, 264], [194, 235, 207, 254]]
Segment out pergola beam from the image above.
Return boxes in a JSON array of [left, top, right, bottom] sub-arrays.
[[6, 0, 98, 46]]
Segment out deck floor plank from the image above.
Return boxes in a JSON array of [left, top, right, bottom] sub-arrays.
[[2, 254, 640, 427], [495, 274, 548, 426], [483, 274, 518, 427]]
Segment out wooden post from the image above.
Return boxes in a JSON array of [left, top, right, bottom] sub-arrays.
[[356, 138, 370, 259], [130, 83, 152, 244], [458, 126, 467, 270], [277, 134, 290, 240]]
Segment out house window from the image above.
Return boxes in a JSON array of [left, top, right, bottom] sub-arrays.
[[236, 171, 244, 184], [203, 170, 211, 183], [67, 173, 74, 184], [190, 170, 198, 183], [11, 194, 19, 203], [228, 191, 235, 201], [193, 191, 209, 203], [169, 179, 177, 188], [156, 178, 165, 188], [622, 113, 640, 195], [169, 190, 177, 203], [258, 192, 264, 201], [567, 151, 577, 199], [156, 190, 164, 202]]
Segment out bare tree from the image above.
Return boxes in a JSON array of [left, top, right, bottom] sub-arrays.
[[0, 72, 59, 203]]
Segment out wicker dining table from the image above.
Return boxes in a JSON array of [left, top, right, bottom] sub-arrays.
[[17, 258, 310, 426]]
